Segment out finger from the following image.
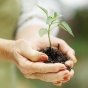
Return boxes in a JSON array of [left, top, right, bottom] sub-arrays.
[[62, 69, 74, 82], [14, 52, 66, 74], [53, 81, 62, 86], [24, 70, 69, 82], [46, 37, 77, 63], [60, 69, 74, 82], [58, 40, 77, 63], [22, 47, 48, 62], [67, 51, 77, 63], [29, 62, 66, 73], [16, 39, 48, 62], [69, 69, 74, 78], [53, 38, 77, 63], [13, 51, 30, 66], [65, 60, 74, 68]]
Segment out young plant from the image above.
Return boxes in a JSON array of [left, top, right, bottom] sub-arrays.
[[37, 5, 74, 71], [38, 5, 74, 48]]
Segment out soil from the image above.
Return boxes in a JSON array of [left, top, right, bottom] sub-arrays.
[[39, 46, 71, 71]]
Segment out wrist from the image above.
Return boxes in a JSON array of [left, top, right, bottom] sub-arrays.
[[16, 25, 42, 43], [16, 25, 41, 39], [0, 38, 15, 61]]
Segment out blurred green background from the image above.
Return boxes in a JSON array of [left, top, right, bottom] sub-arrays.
[[0, 0, 88, 88]]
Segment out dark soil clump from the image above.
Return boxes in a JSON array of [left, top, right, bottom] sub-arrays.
[[39, 47, 71, 71]]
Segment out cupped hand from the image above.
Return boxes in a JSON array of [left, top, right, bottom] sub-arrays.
[[53, 69, 74, 86], [29, 34, 77, 86], [32, 34, 77, 68], [2, 39, 70, 83], [14, 25, 77, 86]]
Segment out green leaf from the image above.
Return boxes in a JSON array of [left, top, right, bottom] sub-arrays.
[[54, 12, 58, 18], [53, 12, 59, 21], [54, 12, 62, 18], [46, 16, 53, 24], [39, 28, 47, 37], [53, 12, 62, 23], [59, 23, 67, 31], [37, 5, 48, 17], [59, 21, 74, 36]]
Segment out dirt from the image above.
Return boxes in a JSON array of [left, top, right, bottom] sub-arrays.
[[39, 46, 71, 71]]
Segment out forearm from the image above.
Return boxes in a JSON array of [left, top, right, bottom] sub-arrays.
[[15, 25, 42, 43], [0, 38, 14, 61]]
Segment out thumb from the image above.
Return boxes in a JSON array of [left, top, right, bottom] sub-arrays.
[[22, 48, 48, 62]]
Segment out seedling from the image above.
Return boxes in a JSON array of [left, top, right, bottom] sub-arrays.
[[38, 5, 74, 48], [38, 5, 74, 70]]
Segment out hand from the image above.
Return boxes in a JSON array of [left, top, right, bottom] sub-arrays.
[[29, 34, 77, 85], [15, 25, 77, 86], [0, 39, 70, 83], [13, 40, 71, 83], [31, 34, 77, 66]]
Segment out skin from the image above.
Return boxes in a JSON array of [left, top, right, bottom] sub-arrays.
[[0, 25, 77, 86], [16, 25, 77, 85]]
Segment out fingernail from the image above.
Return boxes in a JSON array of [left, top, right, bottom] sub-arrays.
[[40, 55, 48, 61], [54, 81, 62, 86], [63, 76, 68, 80], [57, 82, 62, 86]]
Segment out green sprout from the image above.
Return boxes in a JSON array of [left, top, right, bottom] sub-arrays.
[[38, 5, 74, 48]]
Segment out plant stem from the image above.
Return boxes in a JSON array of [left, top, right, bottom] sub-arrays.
[[52, 21, 60, 24], [48, 25, 52, 48]]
